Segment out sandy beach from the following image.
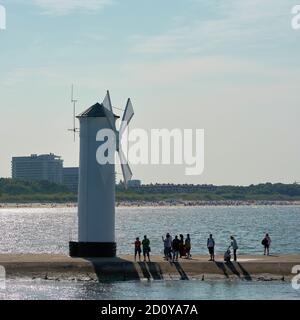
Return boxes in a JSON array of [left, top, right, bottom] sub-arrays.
[[1, 200, 300, 209]]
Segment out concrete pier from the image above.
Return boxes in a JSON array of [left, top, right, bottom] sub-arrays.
[[0, 254, 299, 281]]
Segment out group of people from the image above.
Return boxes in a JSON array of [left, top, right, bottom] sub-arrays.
[[133, 233, 192, 262], [134, 235, 151, 262], [133, 233, 272, 263], [208, 233, 272, 262], [162, 233, 191, 262], [207, 234, 239, 262]]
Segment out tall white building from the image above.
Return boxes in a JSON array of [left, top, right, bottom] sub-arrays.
[[12, 153, 63, 184]]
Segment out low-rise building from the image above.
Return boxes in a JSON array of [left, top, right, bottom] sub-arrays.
[[127, 180, 142, 188], [63, 167, 79, 193]]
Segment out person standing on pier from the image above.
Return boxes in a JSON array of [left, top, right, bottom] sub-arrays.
[[162, 233, 172, 261], [172, 235, 180, 262], [179, 234, 185, 258], [230, 236, 238, 262], [134, 237, 142, 262], [207, 234, 215, 261], [185, 234, 192, 259], [262, 233, 272, 256], [142, 235, 151, 262]]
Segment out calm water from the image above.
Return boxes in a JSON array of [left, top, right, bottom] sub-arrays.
[[1, 279, 300, 300], [0, 206, 300, 300], [0, 206, 299, 255]]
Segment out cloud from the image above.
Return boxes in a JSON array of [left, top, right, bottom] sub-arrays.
[[3, 54, 300, 90], [131, 0, 294, 54], [31, 0, 114, 15], [120, 56, 300, 88]]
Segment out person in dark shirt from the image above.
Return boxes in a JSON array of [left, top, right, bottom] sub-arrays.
[[262, 233, 272, 255], [179, 234, 185, 258], [185, 234, 192, 259], [172, 235, 180, 262], [134, 237, 141, 261], [142, 235, 151, 262]]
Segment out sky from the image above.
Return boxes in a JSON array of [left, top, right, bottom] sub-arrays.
[[0, 0, 299, 185]]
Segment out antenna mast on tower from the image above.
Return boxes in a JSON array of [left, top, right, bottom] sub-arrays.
[[68, 84, 79, 141]]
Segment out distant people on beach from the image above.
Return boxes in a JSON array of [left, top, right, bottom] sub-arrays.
[[142, 235, 151, 262], [230, 236, 238, 262], [185, 234, 191, 259], [262, 233, 272, 256], [172, 235, 180, 262], [207, 234, 215, 261], [131, 232, 270, 263], [133, 232, 194, 262], [162, 233, 172, 260], [134, 237, 142, 261]]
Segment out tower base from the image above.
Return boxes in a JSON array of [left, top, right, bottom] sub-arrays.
[[69, 241, 116, 258]]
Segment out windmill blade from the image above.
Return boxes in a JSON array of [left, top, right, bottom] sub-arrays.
[[103, 107, 117, 132], [119, 98, 134, 138], [118, 148, 133, 187], [102, 90, 113, 112], [102, 90, 117, 132], [121, 162, 133, 187]]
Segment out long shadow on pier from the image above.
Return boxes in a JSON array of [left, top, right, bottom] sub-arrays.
[[84, 258, 252, 282], [215, 262, 229, 278], [86, 257, 140, 282], [237, 263, 252, 280], [138, 262, 164, 280], [215, 261, 252, 280], [85, 258, 164, 282], [172, 262, 189, 280]]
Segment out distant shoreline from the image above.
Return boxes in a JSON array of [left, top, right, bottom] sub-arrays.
[[0, 200, 300, 209]]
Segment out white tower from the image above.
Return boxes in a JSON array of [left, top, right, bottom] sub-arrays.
[[69, 91, 134, 257]]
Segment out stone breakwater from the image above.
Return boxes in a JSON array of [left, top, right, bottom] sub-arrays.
[[0, 254, 299, 282]]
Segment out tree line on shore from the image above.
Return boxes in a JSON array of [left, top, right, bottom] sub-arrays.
[[0, 178, 300, 203]]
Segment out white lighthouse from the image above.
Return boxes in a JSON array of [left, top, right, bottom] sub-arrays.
[[70, 91, 134, 257]]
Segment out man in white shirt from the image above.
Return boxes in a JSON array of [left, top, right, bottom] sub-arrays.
[[162, 233, 172, 260], [207, 234, 215, 261]]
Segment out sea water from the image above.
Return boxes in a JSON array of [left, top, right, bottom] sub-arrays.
[[0, 205, 300, 300], [0, 279, 299, 300], [0, 205, 299, 255]]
